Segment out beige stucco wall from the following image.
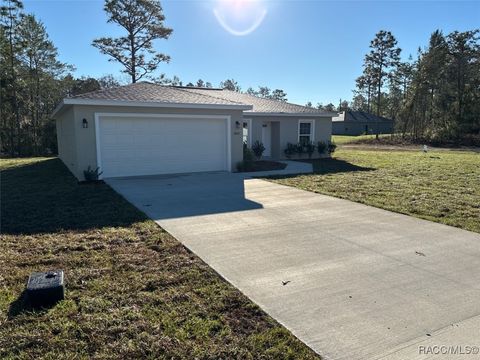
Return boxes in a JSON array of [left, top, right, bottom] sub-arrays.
[[247, 115, 332, 159], [55, 105, 244, 180], [55, 106, 77, 176]]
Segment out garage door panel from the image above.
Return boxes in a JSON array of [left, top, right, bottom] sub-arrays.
[[98, 116, 228, 178]]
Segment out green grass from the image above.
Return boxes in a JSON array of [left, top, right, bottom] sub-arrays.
[[332, 134, 391, 145], [0, 158, 318, 359], [271, 149, 480, 233]]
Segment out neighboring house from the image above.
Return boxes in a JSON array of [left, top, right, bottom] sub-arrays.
[[52, 82, 335, 180], [332, 111, 394, 135]]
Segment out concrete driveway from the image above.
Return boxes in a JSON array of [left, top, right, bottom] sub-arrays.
[[107, 172, 480, 360]]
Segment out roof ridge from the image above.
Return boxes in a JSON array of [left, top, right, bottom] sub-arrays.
[[186, 87, 324, 113], [225, 89, 317, 111], [167, 85, 247, 106], [69, 82, 141, 99]]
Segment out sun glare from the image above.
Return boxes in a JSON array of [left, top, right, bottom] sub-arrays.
[[213, 0, 267, 36]]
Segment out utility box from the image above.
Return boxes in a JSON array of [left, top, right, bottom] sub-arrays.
[[26, 270, 65, 307]]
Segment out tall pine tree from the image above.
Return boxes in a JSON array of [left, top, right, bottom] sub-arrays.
[[92, 0, 172, 83]]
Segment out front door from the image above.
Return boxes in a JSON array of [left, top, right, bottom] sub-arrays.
[[261, 122, 271, 157]]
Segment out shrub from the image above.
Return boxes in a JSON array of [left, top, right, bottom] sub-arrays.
[[236, 161, 250, 172], [284, 143, 296, 158], [243, 143, 255, 162], [305, 142, 316, 158], [327, 141, 337, 155], [252, 141, 265, 160], [317, 141, 327, 155], [83, 166, 103, 181], [239, 143, 255, 172], [296, 143, 305, 156]]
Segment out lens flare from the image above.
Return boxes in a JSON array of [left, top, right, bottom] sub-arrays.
[[213, 0, 267, 36]]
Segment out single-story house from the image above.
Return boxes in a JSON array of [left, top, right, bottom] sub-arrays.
[[52, 82, 336, 180], [332, 110, 394, 135]]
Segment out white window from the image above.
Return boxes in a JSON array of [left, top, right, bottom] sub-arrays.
[[298, 120, 314, 144]]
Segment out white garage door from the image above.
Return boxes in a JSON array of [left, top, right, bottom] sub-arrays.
[[97, 114, 229, 178]]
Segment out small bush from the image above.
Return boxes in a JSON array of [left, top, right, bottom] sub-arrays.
[[296, 143, 305, 156], [83, 166, 103, 181], [327, 141, 337, 155], [238, 143, 255, 171], [305, 142, 316, 158], [252, 141, 266, 160], [317, 141, 327, 155], [243, 143, 255, 162], [284, 143, 296, 158], [236, 161, 249, 172]]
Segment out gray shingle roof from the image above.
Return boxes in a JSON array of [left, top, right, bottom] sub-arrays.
[[70, 82, 246, 106], [181, 87, 329, 114], [69, 82, 332, 115], [333, 111, 393, 123]]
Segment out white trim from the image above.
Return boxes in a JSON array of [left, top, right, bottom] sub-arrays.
[[52, 98, 252, 117], [95, 112, 232, 120], [94, 112, 232, 179], [247, 112, 337, 117], [51, 100, 65, 118], [298, 119, 315, 143], [242, 118, 252, 148]]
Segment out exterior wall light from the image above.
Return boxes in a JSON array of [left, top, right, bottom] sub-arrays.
[[235, 121, 241, 129], [82, 118, 88, 128]]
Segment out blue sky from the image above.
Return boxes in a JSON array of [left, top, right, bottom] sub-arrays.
[[24, 0, 480, 106]]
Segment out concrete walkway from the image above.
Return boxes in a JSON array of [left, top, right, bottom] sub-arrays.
[[107, 173, 480, 360]]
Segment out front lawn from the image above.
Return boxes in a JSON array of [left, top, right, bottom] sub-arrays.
[[271, 149, 480, 233], [332, 134, 392, 145], [0, 158, 318, 359]]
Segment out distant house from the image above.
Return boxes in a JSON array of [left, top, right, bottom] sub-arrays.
[[332, 111, 394, 135]]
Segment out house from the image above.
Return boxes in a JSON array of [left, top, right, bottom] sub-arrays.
[[332, 110, 394, 135], [52, 82, 335, 180]]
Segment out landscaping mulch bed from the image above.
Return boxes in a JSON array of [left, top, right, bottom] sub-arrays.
[[238, 160, 287, 172]]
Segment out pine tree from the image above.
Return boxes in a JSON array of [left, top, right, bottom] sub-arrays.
[[445, 30, 480, 135], [17, 14, 68, 154], [220, 79, 240, 92], [364, 30, 401, 137], [92, 0, 172, 83], [0, 0, 23, 155], [365, 31, 401, 116], [270, 89, 287, 102]]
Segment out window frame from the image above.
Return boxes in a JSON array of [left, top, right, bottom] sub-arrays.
[[243, 118, 252, 148], [298, 119, 315, 144]]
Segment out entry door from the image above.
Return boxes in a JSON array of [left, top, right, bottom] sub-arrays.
[[261, 122, 271, 157]]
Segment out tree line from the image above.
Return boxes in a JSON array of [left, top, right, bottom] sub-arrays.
[[2, 0, 478, 157], [351, 29, 479, 143]]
